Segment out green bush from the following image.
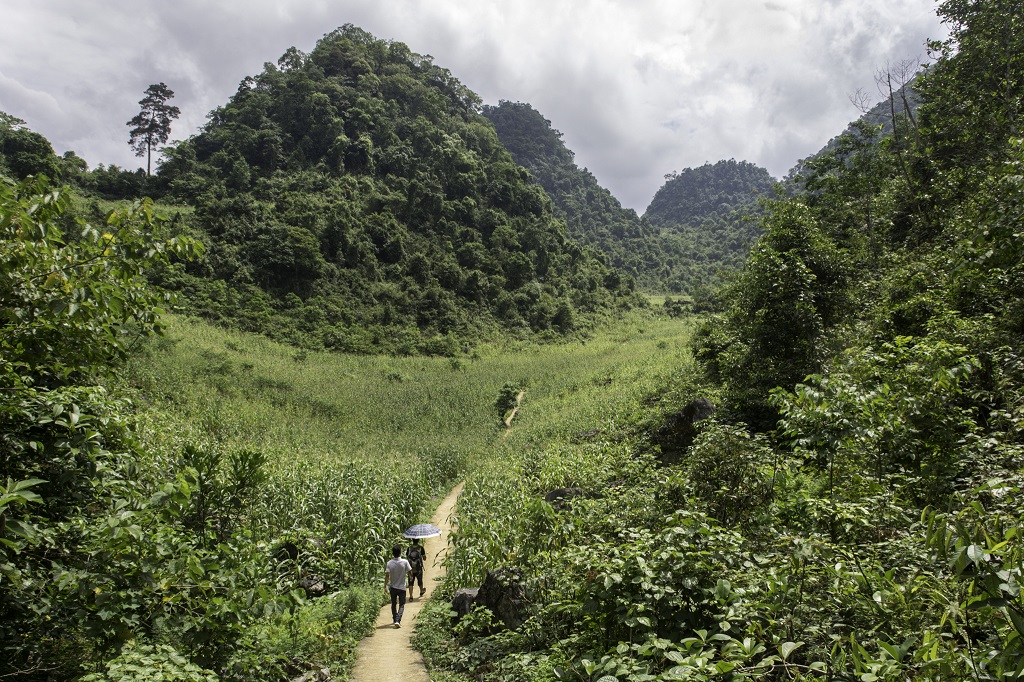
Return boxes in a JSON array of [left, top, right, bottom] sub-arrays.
[[81, 642, 218, 682]]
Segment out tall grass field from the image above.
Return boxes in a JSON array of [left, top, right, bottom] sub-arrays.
[[115, 312, 695, 676]]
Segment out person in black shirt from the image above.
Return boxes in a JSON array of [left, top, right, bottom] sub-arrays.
[[406, 538, 425, 599]]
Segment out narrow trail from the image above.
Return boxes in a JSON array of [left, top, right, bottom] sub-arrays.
[[348, 481, 464, 682], [500, 390, 526, 441]]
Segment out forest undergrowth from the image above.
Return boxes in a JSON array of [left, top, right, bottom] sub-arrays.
[[415, 1, 1024, 678]]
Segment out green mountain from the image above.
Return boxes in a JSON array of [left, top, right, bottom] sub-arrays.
[[153, 26, 640, 353], [479, 98, 774, 294], [482, 101, 776, 295], [643, 159, 776, 293], [481, 101, 662, 288], [645, 159, 776, 229]]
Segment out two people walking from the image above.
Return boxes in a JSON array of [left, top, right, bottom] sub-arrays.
[[384, 538, 427, 628]]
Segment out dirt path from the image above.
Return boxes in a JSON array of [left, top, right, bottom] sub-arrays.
[[501, 390, 526, 440], [348, 482, 464, 682]]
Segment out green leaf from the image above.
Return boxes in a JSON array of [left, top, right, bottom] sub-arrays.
[[779, 641, 803, 661], [11, 479, 47, 492], [878, 641, 899, 660]]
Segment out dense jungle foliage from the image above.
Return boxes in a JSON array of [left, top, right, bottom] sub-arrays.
[[0, 168, 681, 678], [481, 101, 664, 290], [483, 102, 776, 296], [644, 160, 776, 296], [140, 26, 641, 353], [418, 1, 1024, 680]]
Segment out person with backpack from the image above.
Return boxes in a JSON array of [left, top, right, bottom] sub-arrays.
[[385, 545, 412, 628], [406, 538, 425, 599]]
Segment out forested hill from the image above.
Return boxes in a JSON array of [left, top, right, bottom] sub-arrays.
[[645, 159, 775, 229], [153, 25, 641, 353], [643, 160, 776, 292], [481, 101, 665, 289], [482, 101, 774, 295]]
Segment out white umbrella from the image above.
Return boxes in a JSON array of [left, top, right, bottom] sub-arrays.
[[402, 523, 442, 539]]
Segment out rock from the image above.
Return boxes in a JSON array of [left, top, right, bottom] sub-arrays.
[[291, 667, 331, 682], [544, 487, 585, 510], [653, 397, 715, 465], [573, 428, 601, 442], [451, 587, 480, 621], [476, 567, 529, 630], [299, 574, 327, 598]]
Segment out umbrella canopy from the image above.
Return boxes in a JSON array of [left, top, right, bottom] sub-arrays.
[[403, 523, 442, 539]]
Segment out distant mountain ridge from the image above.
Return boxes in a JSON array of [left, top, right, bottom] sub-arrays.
[[483, 101, 777, 295], [482, 101, 663, 288]]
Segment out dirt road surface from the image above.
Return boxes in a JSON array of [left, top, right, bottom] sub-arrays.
[[348, 482, 464, 681]]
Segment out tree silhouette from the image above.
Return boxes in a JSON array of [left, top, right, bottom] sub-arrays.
[[127, 82, 180, 176]]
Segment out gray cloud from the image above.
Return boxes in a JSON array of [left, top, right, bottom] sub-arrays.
[[0, 0, 944, 211]]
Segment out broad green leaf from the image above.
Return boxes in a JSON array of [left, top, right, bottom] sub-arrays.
[[780, 641, 803, 661]]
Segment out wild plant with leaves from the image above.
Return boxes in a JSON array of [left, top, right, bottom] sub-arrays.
[[421, 2, 1024, 680], [0, 177, 310, 679]]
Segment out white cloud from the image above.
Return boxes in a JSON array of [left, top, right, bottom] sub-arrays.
[[0, 0, 945, 210]]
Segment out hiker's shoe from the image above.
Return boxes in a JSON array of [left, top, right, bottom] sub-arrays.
[[394, 621, 401, 628], [420, 588, 426, 597]]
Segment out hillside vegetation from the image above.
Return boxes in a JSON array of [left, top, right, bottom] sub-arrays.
[[482, 101, 663, 289], [418, 2, 1024, 680], [484, 101, 777, 295], [645, 159, 777, 294], [148, 26, 640, 353]]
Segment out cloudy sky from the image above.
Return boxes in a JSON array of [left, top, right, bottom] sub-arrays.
[[1, 1, 945, 212]]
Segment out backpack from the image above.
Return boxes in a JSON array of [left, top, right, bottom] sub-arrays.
[[408, 545, 423, 569]]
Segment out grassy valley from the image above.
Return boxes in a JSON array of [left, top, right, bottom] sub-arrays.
[[3, 1, 1024, 680], [116, 311, 694, 678], [125, 311, 692, 473]]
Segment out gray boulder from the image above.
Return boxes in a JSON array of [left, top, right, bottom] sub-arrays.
[[451, 587, 480, 621], [544, 487, 585, 510], [299, 574, 327, 598], [653, 397, 715, 465], [476, 567, 529, 630]]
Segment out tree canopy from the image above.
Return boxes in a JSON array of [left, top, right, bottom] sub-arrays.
[[152, 27, 640, 353], [0, 112, 61, 180]]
